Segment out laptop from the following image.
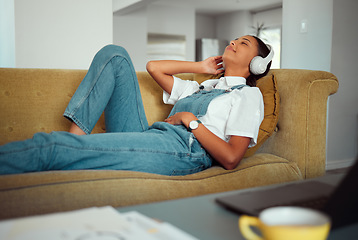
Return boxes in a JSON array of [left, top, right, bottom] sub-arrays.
[[216, 159, 358, 229]]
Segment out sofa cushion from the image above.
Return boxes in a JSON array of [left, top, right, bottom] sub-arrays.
[[0, 153, 302, 220], [193, 72, 280, 157], [245, 73, 280, 156]]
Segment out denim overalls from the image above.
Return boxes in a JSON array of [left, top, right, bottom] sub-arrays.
[[0, 45, 244, 176]]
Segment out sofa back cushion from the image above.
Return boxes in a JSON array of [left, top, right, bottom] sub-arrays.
[[247, 73, 280, 157], [0, 68, 97, 145]]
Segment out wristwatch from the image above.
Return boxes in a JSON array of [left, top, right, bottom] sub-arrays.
[[188, 120, 202, 132]]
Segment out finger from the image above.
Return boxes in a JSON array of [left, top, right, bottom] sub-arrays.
[[165, 117, 173, 123], [215, 69, 225, 75], [215, 56, 223, 63]]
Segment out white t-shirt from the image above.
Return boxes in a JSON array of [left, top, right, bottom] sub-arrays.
[[163, 76, 264, 147]]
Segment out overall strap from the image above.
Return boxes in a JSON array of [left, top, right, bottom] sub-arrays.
[[169, 84, 246, 118]]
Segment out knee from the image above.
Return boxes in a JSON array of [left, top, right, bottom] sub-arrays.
[[101, 44, 126, 53], [97, 44, 130, 60]]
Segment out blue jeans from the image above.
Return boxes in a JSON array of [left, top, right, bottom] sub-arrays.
[[0, 45, 212, 175]]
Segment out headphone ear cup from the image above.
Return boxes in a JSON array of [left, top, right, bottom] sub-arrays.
[[250, 44, 274, 75], [250, 56, 266, 75]]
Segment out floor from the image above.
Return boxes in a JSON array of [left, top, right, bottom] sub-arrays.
[[326, 166, 351, 175]]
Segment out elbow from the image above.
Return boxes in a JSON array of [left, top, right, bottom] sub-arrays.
[[146, 61, 154, 73], [213, 136, 250, 170], [222, 155, 243, 170], [146, 61, 159, 75], [223, 163, 239, 171]]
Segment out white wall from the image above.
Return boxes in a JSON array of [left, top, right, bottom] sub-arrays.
[[113, 7, 147, 71], [196, 8, 282, 43], [282, 0, 357, 169], [216, 10, 252, 42], [113, 3, 195, 71], [281, 0, 333, 71], [252, 7, 283, 69], [14, 0, 113, 69], [327, 0, 358, 168], [196, 14, 216, 39], [0, 0, 15, 67], [147, 4, 195, 63], [252, 8, 282, 28]]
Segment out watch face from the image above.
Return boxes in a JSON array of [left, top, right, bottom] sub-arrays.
[[189, 120, 199, 130]]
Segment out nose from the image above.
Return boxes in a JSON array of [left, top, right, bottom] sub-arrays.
[[228, 40, 236, 52]]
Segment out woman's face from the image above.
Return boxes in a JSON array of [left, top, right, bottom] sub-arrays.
[[222, 35, 259, 76]]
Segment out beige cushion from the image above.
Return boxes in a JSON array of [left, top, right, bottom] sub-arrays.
[[244, 74, 280, 157]]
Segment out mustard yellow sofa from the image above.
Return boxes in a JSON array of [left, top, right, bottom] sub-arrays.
[[0, 68, 338, 220]]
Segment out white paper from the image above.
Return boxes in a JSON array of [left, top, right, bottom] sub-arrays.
[[0, 206, 199, 240]]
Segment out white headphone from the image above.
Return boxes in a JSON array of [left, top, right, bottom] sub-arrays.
[[250, 44, 274, 75]]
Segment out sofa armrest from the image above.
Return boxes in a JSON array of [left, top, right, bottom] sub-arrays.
[[257, 69, 339, 178]]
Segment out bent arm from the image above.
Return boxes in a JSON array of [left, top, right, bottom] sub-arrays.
[[165, 112, 250, 170], [146, 56, 224, 94]]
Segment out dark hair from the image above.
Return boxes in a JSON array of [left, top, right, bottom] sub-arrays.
[[246, 35, 272, 87]]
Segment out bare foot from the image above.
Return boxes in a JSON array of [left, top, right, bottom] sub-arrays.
[[69, 123, 86, 135]]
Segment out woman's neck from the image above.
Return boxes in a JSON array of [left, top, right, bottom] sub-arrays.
[[224, 69, 250, 79]]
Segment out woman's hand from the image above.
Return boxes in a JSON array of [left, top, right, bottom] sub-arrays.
[[147, 56, 224, 94], [201, 56, 224, 75], [165, 111, 249, 170], [164, 112, 196, 127]]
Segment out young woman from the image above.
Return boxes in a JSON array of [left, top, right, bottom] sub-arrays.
[[0, 35, 272, 175]]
